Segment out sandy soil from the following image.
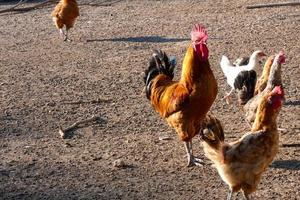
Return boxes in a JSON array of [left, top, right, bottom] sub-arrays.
[[0, 0, 299, 199]]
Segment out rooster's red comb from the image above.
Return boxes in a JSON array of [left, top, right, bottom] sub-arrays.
[[190, 24, 208, 44], [272, 86, 284, 97]]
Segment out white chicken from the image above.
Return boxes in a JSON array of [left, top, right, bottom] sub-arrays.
[[220, 50, 266, 104]]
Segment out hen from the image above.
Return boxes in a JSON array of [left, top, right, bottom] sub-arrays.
[[51, 0, 79, 41], [143, 24, 218, 167], [254, 55, 275, 95], [244, 51, 285, 126], [201, 86, 285, 199], [220, 50, 266, 104]]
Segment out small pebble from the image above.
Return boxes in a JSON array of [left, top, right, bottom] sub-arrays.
[[113, 159, 126, 168]]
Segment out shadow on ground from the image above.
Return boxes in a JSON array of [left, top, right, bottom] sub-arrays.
[[86, 36, 189, 43], [271, 160, 300, 170], [284, 100, 300, 106]]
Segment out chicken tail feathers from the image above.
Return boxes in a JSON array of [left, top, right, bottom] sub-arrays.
[[234, 70, 257, 105], [220, 55, 232, 74], [200, 114, 224, 147], [143, 49, 176, 99]]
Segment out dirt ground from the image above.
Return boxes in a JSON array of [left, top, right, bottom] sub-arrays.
[[0, 0, 299, 199]]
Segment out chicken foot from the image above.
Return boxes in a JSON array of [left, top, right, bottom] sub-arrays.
[[184, 141, 203, 167], [223, 88, 234, 104]]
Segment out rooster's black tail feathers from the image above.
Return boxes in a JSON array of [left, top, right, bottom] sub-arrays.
[[143, 49, 176, 99]]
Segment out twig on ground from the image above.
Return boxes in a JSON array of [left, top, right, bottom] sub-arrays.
[[61, 98, 111, 105], [59, 115, 100, 139], [0, 0, 57, 14], [246, 1, 300, 9], [79, 0, 122, 7], [282, 143, 300, 148], [159, 136, 173, 141]]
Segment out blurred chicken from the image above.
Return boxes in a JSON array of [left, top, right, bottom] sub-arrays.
[[244, 51, 285, 125], [254, 55, 275, 95], [234, 70, 257, 105], [143, 24, 218, 167], [51, 0, 79, 41], [200, 86, 285, 199], [220, 50, 266, 104], [233, 57, 249, 66]]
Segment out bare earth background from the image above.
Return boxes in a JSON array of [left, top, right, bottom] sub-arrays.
[[0, 0, 299, 199]]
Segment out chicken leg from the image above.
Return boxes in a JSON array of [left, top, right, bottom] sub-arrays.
[[63, 27, 73, 42], [64, 29, 70, 42], [59, 28, 65, 38], [227, 188, 233, 200], [223, 88, 234, 104], [184, 141, 203, 167]]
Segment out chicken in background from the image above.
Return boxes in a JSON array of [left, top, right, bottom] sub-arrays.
[[200, 114, 224, 143], [244, 51, 285, 126], [143, 24, 218, 167], [200, 86, 285, 200], [51, 0, 79, 41], [233, 70, 257, 105], [254, 55, 275, 95], [233, 57, 250, 66], [220, 50, 266, 104]]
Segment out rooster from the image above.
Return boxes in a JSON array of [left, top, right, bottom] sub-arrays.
[[200, 86, 285, 199], [220, 50, 266, 104], [51, 0, 79, 41], [143, 24, 218, 167], [244, 51, 285, 126]]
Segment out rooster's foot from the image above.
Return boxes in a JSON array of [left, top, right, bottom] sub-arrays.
[[187, 156, 204, 167], [63, 36, 72, 42]]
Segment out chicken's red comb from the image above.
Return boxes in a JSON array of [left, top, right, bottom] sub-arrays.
[[272, 86, 284, 97], [278, 50, 286, 64], [190, 24, 208, 43], [279, 50, 284, 56]]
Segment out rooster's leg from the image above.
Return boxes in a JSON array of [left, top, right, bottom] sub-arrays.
[[184, 141, 203, 167], [64, 29, 71, 42], [227, 188, 233, 200], [223, 88, 234, 104]]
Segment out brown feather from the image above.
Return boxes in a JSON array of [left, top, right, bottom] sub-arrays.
[[52, 0, 79, 30]]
